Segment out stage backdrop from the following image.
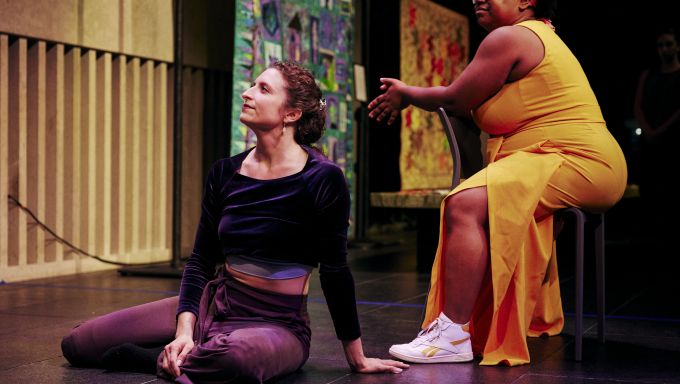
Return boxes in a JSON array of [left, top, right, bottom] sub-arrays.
[[231, 0, 354, 174], [399, 0, 469, 189], [231, 0, 355, 231]]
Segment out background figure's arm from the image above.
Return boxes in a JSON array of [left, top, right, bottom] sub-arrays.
[[656, 109, 680, 135], [634, 70, 655, 135]]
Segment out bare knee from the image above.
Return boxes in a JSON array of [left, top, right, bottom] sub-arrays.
[[444, 188, 488, 230]]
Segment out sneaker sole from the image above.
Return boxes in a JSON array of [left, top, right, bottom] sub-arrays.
[[389, 348, 473, 364]]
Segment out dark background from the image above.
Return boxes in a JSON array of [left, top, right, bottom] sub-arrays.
[[362, 1, 678, 201]]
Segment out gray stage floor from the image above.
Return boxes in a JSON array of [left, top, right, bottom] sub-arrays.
[[2, 202, 680, 383]]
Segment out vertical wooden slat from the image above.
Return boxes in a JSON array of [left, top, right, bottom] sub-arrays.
[[63, 47, 81, 261], [154, 62, 167, 251], [45, 44, 65, 262], [127, 57, 140, 254], [111, 55, 126, 258], [0, 35, 8, 268], [27, 41, 47, 265], [96, 53, 112, 257], [8, 38, 28, 267], [166, 66, 174, 253], [81, 50, 96, 257], [141, 60, 154, 255], [180, 67, 192, 257]]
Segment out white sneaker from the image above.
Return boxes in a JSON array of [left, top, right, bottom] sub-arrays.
[[389, 313, 473, 363]]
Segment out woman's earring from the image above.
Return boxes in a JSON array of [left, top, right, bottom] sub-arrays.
[[282, 123, 287, 135]]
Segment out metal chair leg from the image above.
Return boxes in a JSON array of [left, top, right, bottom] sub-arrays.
[[571, 208, 585, 362], [561, 208, 605, 361], [595, 213, 606, 344]]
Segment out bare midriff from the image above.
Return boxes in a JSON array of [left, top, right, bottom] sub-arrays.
[[226, 263, 311, 295]]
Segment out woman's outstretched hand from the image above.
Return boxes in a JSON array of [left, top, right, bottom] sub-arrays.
[[342, 337, 409, 374], [368, 78, 408, 125], [352, 357, 410, 374]]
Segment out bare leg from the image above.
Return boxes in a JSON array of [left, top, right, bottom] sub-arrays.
[[442, 187, 489, 324]]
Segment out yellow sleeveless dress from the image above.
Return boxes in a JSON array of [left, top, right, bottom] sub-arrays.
[[421, 20, 628, 366]]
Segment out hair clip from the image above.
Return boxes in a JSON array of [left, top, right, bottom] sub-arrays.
[[319, 98, 327, 111]]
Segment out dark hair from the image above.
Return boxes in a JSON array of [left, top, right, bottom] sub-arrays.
[[534, 0, 557, 20], [269, 60, 326, 146], [655, 26, 678, 41]]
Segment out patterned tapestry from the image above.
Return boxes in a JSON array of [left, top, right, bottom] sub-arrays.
[[231, 0, 353, 169], [399, 0, 469, 189], [231, 0, 355, 230]]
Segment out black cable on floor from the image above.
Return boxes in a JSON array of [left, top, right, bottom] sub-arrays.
[[7, 194, 175, 267]]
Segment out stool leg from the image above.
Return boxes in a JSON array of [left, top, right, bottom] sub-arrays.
[[574, 211, 585, 362], [595, 214, 606, 344]]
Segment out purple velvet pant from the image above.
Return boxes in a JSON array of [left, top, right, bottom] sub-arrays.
[[61, 273, 310, 383]]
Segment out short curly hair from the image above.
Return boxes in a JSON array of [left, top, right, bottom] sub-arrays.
[[269, 60, 326, 146]]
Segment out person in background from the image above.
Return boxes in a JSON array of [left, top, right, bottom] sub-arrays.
[[634, 27, 680, 254]]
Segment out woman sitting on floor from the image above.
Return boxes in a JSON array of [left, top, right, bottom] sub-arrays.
[[62, 60, 408, 383]]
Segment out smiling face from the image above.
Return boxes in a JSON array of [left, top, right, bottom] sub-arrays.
[[239, 68, 291, 131], [472, 0, 533, 31]]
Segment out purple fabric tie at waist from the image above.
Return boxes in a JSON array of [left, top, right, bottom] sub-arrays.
[[195, 268, 311, 346]]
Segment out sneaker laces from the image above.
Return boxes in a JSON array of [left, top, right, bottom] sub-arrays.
[[410, 318, 445, 345], [424, 319, 445, 342]]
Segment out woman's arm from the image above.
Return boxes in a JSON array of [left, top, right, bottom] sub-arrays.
[[368, 25, 538, 125], [312, 164, 408, 374], [342, 337, 408, 373], [161, 161, 228, 377]]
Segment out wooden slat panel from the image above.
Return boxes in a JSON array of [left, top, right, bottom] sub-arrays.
[[0, 35, 8, 268], [127, 57, 140, 254], [8, 38, 28, 267], [45, 43, 65, 262], [154, 62, 167, 251], [96, 52, 112, 257], [141, 60, 154, 255], [63, 47, 81, 261], [111, 55, 126, 257], [1, 38, 181, 279], [81, 50, 96, 257], [27, 41, 47, 265]]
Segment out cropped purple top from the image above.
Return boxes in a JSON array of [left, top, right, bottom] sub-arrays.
[[177, 146, 360, 340]]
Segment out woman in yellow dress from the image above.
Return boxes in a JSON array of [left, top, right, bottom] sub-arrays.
[[368, 0, 627, 366]]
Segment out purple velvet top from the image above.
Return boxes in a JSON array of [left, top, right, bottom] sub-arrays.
[[177, 146, 360, 340]]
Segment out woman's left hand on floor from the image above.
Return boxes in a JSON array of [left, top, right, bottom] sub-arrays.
[[352, 357, 410, 374]]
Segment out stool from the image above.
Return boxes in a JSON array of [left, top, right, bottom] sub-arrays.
[[555, 208, 606, 361]]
